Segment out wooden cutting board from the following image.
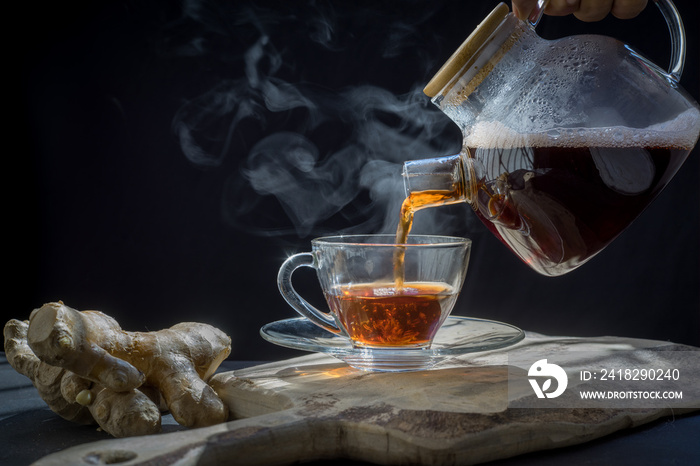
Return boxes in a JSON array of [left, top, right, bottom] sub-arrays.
[[33, 332, 699, 465]]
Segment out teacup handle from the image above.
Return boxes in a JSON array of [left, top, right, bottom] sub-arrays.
[[528, 0, 686, 83], [277, 252, 342, 334]]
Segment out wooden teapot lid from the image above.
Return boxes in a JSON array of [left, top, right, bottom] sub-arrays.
[[424, 3, 510, 98]]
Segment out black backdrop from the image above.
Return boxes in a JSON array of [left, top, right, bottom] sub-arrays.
[[8, 0, 699, 361]]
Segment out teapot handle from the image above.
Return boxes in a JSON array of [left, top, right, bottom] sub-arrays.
[[527, 0, 686, 83]]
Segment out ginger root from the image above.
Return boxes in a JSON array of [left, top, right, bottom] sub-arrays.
[[4, 301, 232, 437]]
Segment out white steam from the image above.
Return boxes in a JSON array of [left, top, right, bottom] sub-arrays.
[[169, 1, 464, 238]]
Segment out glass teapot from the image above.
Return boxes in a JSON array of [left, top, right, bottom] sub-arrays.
[[403, 0, 700, 276]]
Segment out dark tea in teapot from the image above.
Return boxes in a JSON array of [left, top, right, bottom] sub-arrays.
[[399, 112, 697, 275], [464, 116, 697, 275]]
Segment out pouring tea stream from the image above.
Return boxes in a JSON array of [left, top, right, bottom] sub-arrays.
[[399, 1, 700, 276]]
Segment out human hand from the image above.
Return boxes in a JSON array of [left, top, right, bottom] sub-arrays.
[[512, 0, 649, 22]]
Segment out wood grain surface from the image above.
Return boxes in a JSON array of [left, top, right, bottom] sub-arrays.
[[33, 332, 699, 465]]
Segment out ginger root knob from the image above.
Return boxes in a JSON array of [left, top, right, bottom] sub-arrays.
[[76, 389, 93, 406], [4, 302, 232, 437]]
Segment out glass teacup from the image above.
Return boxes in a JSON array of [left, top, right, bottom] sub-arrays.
[[277, 235, 472, 350]]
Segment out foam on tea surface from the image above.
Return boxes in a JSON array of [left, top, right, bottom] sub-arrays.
[[465, 107, 700, 151]]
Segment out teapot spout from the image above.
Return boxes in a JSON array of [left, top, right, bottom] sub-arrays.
[[402, 154, 477, 211]]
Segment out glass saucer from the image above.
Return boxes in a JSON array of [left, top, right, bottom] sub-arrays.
[[260, 316, 525, 372]]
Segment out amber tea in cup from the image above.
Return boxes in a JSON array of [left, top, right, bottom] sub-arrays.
[[277, 235, 471, 349]]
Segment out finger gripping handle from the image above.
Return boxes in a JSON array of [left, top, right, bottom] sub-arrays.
[[277, 252, 341, 334]]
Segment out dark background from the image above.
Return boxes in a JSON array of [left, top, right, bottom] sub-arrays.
[[8, 0, 699, 361]]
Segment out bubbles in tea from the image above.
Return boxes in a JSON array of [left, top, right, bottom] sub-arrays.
[[325, 282, 456, 348]]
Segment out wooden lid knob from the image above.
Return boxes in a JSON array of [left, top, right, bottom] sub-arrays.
[[424, 3, 510, 98]]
